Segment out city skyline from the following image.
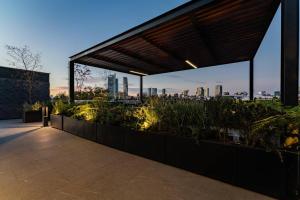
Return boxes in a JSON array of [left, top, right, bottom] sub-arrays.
[[0, 0, 299, 97]]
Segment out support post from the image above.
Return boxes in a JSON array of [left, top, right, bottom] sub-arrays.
[[281, 0, 299, 106], [69, 61, 75, 103], [140, 76, 143, 103], [249, 59, 254, 101]]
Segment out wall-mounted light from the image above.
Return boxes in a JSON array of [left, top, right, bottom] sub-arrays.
[[185, 60, 197, 69], [130, 70, 148, 76]]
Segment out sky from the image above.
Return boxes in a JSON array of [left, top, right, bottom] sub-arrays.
[[0, 0, 297, 96]]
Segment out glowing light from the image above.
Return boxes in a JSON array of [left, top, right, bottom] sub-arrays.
[[185, 60, 197, 69], [129, 71, 148, 76]]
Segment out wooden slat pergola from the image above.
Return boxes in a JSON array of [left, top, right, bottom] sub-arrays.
[[69, 0, 299, 106]]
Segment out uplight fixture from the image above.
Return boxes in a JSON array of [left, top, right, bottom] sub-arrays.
[[130, 70, 148, 76], [185, 60, 197, 69]]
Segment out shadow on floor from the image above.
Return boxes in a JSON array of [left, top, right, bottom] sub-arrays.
[[0, 127, 42, 145]]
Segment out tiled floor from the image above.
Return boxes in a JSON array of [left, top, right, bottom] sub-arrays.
[[0, 119, 275, 200]]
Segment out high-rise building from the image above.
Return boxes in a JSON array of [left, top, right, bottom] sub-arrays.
[[115, 78, 118, 97], [204, 87, 210, 97], [258, 91, 267, 96], [147, 88, 152, 97], [196, 87, 204, 97], [182, 90, 189, 97], [161, 88, 166, 96], [215, 85, 223, 97], [108, 74, 118, 98], [151, 88, 158, 96], [274, 91, 280, 97], [123, 77, 128, 98]]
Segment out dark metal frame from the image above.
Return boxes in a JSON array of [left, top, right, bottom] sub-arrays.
[[281, 0, 299, 106], [69, 0, 299, 106]]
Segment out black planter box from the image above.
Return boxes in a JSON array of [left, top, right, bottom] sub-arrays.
[[53, 116, 300, 199], [63, 116, 97, 141], [98, 125, 126, 151], [50, 114, 63, 130], [63, 116, 79, 136], [164, 136, 236, 183], [23, 110, 42, 123], [125, 130, 165, 162], [235, 147, 286, 198]]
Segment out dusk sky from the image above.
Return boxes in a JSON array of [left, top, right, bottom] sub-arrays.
[[0, 0, 297, 96]]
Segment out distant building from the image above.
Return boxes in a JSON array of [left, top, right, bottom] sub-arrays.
[[108, 74, 118, 98], [274, 91, 280, 97], [258, 91, 267, 96], [223, 91, 230, 96], [215, 85, 223, 97], [204, 87, 210, 97], [182, 90, 189, 97], [123, 77, 128, 98], [147, 88, 152, 97], [174, 93, 179, 98], [161, 88, 166, 96], [196, 87, 204, 97], [151, 88, 158, 96]]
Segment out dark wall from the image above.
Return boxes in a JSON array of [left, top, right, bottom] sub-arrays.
[[0, 66, 50, 120]]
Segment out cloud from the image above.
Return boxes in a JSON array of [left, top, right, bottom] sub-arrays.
[[50, 86, 68, 96]]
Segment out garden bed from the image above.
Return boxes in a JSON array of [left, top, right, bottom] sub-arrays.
[[50, 114, 63, 130], [51, 115, 299, 199]]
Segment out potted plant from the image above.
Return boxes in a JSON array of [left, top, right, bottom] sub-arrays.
[[22, 101, 42, 123]]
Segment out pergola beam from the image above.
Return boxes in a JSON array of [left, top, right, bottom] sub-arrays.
[[249, 59, 254, 101], [281, 0, 299, 106], [69, 61, 75, 103], [140, 76, 143, 102]]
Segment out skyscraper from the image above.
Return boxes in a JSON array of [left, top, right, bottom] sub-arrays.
[[123, 77, 128, 98], [115, 78, 118, 98], [151, 88, 158, 96], [215, 85, 223, 97], [162, 88, 166, 96], [204, 87, 210, 97], [147, 88, 152, 97], [108, 74, 118, 99], [196, 87, 204, 97]]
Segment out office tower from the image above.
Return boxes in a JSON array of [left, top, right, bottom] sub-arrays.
[[182, 90, 189, 97], [204, 87, 210, 97], [151, 88, 158, 96], [115, 78, 118, 97], [196, 87, 204, 97], [123, 77, 128, 98], [215, 85, 223, 97], [108, 74, 118, 98], [274, 91, 280, 97], [162, 88, 166, 96], [258, 91, 267, 96], [147, 88, 152, 97]]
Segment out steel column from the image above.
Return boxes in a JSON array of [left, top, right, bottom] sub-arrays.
[[69, 61, 75, 103], [140, 76, 143, 103], [249, 59, 254, 101], [281, 0, 299, 106]]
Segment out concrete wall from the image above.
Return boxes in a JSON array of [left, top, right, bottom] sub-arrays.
[[0, 66, 49, 119]]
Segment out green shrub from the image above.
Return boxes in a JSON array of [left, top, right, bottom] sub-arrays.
[[51, 97, 300, 152], [52, 100, 72, 115]]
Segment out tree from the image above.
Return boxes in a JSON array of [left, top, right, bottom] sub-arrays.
[[74, 64, 91, 92], [6, 45, 42, 104]]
